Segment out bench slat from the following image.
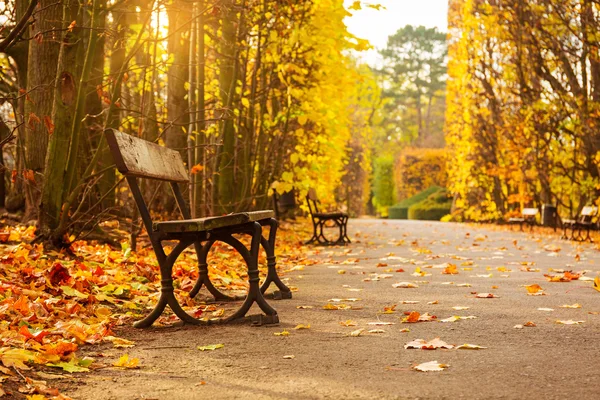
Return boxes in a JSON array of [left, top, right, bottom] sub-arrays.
[[153, 210, 275, 233], [105, 129, 189, 183]]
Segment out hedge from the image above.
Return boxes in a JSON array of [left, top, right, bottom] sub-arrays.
[[388, 186, 443, 219], [407, 189, 452, 220]]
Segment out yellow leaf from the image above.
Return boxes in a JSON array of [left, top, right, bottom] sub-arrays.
[[293, 324, 310, 330], [348, 1, 361, 11], [594, 276, 600, 292], [113, 354, 140, 369], [274, 330, 290, 336], [349, 328, 365, 337]]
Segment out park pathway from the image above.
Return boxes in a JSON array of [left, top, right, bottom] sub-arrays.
[[68, 219, 600, 399]]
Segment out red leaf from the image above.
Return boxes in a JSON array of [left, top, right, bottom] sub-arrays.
[[44, 116, 55, 135], [23, 170, 35, 183], [27, 112, 41, 129], [48, 263, 71, 286]]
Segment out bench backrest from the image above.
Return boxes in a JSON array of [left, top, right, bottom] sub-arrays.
[[579, 206, 598, 223], [105, 129, 188, 183], [522, 208, 538, 216], [306, 188, 320, 216], [105, 129, 193, 238]]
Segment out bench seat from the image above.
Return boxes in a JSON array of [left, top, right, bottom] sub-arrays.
[[314, 211, 347, 219], [153, 210, 275, 233]]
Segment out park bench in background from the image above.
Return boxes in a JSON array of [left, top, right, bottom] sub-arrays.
[[105, 129, 291, 328], [272, 189, 297, 220], [562, 206, 598, 242], [508, 208, 538, 231], [306, 188, 350, 245]]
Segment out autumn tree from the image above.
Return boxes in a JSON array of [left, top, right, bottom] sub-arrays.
[[379, 25, 447, 148]]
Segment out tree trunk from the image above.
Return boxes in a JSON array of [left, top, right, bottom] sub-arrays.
[[39, 0, 82, 234], [23, 0, 62, 220]]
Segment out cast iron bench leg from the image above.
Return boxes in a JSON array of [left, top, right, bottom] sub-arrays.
[[134, 239, 201, 328], [260, 218, 292, 300], [306, 218, 320, 244], [189, 240, 239, 301], [221, 222, 278, 323]]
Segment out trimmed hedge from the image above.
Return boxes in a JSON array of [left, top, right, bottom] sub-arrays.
[[388, 186, 443, 219], [408, 189, 452, 220]]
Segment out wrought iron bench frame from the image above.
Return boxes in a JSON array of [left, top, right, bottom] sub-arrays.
[[305, 188, 350, 245], [105, 129, 290, 328], [508, 207, 538, 231], [562, 206, 598, 242]]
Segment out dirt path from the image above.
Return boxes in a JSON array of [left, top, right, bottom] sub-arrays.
[[64, 219, 600, 399]]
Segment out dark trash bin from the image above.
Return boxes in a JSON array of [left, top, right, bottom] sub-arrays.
[[542, 204, 558, 228]]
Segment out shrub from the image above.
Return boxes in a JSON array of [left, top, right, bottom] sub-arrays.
[[372, 154, 396, 217], [408, 189, 452, 221], [388, 186, 443, 219]]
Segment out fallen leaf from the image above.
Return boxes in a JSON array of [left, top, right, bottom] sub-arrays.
[[349, 328, 365, 337], [413, 361, 449, 372], [452, 306, 469, 310], [367, 321, 394, 326], [555, 320, 585, 325], [560, 304, 582, 309], [283, 355, 295, 359], [537, 308, 554, 312], [293, 324, 310, 330], [274, 330, 290, 336], [392, 282, 418, 288], [442, 264, 458, 274], [296, 306, 313, 309], [475, 293, 499, 298], [368, 329, 386, 333], [197, 344, 225, 351], [439, 316, 460, 323], [339, 320, 357, 327], [456, 344, 487, 350], [524, 321, 536, 327], [404, 338, 454, 350], [113, 354, 139, 369]]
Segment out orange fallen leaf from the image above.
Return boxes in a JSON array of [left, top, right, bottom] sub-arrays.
[[525, 284, 543, 294], [442, 264, 458, 275]]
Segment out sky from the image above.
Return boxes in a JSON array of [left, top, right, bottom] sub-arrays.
[[344, 0, 449, 65]]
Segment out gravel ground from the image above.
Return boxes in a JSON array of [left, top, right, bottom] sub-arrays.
[[64, 219, 600, 400]]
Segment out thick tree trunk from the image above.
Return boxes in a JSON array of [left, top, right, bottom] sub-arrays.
[[23, 0, 62, 220], [39, 0, 82, 233]]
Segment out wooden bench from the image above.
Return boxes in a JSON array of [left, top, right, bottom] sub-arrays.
[[306, 188, 350, 245], [105, 129, 291, 328], [508, 208, 538, 231], [562, 206, 598, 242], [272, 189, 297, 220]]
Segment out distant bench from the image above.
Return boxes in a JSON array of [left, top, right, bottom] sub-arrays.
[[105, 129, 291, 328], [562, 206, 598, 242], [306, 188, 350, 245], [508, 208, 538, 231]]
